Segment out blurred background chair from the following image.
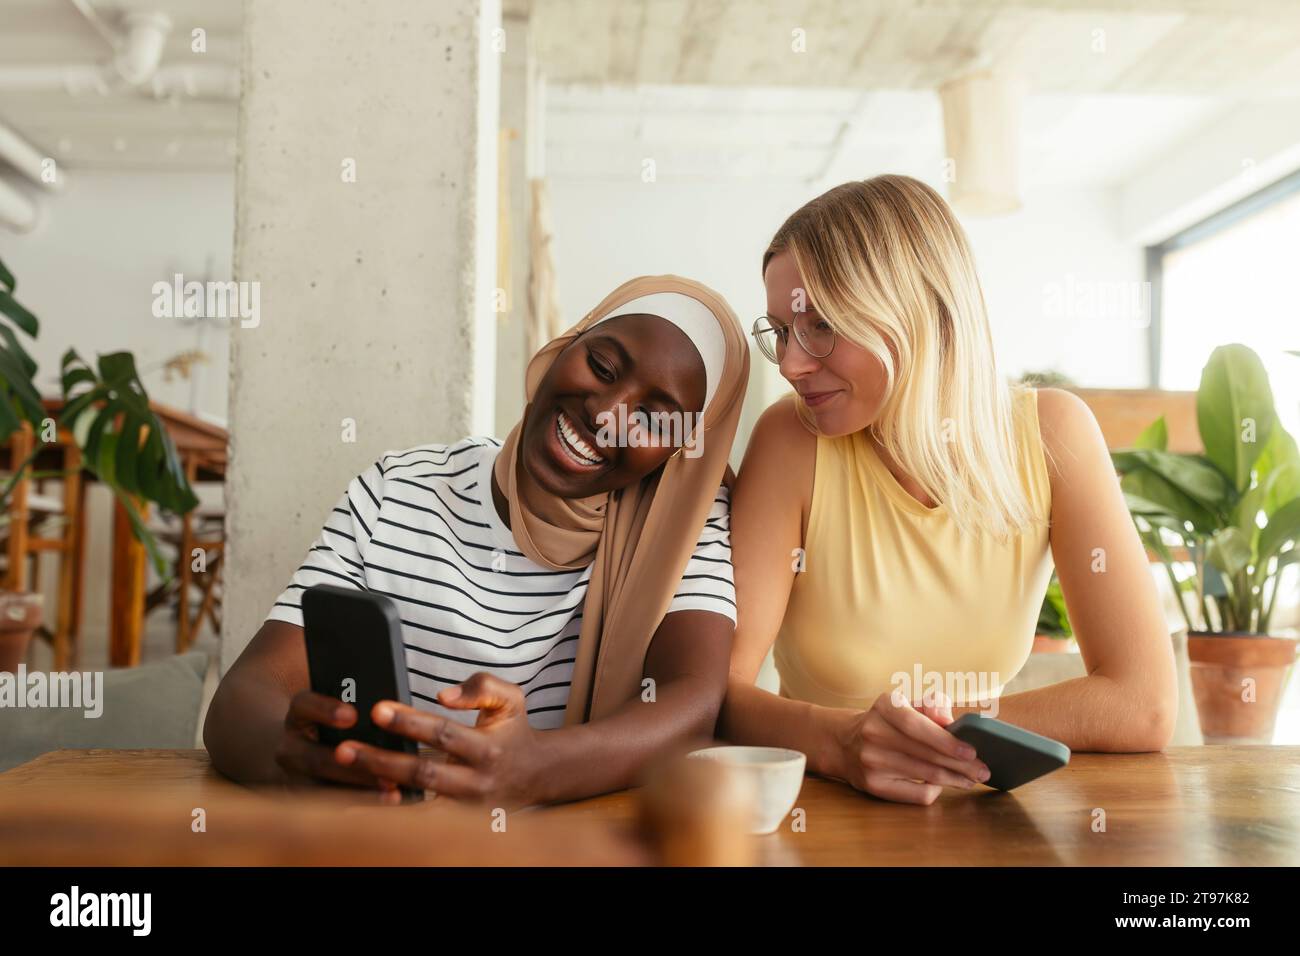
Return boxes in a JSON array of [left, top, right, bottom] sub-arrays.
[[1, 422, 86, 670], [145, 498, 225, 653]]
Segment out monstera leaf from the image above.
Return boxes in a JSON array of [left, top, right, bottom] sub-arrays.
[[60, 350, 197, 512], [60, 350, 199, 575], [0, 257, 44, 441]]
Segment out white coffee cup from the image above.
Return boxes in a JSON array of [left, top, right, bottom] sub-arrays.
[[687, 746, 806, 835]]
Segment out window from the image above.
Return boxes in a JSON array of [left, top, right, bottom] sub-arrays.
[[1150, 172, 1300, 441]]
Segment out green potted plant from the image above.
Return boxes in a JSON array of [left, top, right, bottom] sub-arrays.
[[1112, 343, 1300, 743], [0, 254, 198, 671]]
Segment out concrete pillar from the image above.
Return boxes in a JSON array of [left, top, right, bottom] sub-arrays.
[[224, 0, 500, 670], [494, 12, 542, 439]]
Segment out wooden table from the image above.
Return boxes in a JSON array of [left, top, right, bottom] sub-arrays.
[[1, 746, 1297, 866], [0, 750, 649, 867]]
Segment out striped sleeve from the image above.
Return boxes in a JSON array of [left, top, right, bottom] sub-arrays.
[[264, 461, 385, 627], [665, 483, 737, 624]]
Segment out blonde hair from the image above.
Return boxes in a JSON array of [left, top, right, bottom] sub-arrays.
[[764, 175, 1035, 539]]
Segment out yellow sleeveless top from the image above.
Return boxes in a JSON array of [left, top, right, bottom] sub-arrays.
[[773, 388, 1054, 708]]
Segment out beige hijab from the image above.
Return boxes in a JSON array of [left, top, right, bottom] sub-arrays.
[[492, 275, 749, 723]]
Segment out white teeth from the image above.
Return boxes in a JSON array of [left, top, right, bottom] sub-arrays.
[[556, 411, 602, 465]]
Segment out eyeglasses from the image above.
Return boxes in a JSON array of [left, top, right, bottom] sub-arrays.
[[751, 313, 837, 364]]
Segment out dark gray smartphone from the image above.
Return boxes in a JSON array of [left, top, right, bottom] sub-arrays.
[[301, 584, 423, 802], [947, 713, 1071, 791]]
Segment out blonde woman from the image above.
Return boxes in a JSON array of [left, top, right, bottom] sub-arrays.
[[720, 176, 1178, 806]]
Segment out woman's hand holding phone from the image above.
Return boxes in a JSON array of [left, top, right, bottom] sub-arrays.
[[333, 673, 546, 809], [828, 689, 991, 805], [273, 689, 403, 799]]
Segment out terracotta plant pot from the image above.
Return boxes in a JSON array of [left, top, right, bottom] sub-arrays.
[[1032, 634, 1073, 654], [0, 590, 44, 674], [1187, 632, 1299, 744]]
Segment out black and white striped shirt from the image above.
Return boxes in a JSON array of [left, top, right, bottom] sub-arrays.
[[266, 436, 737, 729]]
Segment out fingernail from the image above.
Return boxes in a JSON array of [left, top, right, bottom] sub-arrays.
[[336, 745, 355, 765], [373, 703, 392, 724], [978, 767, 990, 781], [441, 687, 461, 701], [334, 708, 348, 723], [960, 746, 976, 759]]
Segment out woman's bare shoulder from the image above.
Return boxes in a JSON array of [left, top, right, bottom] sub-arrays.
[[749, 393, 816, 457], [1033, 387, 1109, 482], [736, 393, 817, 500]]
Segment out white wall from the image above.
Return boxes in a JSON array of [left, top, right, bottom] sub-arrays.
[[963, 186, 1147, 388], [0, 170, 235, 421]]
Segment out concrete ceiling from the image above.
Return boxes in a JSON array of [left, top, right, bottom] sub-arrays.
[[0, 0, 241, 172], [531, 0, 1300, 96], [530, 0, 1298, 190], [0, 0, 1295, 181]]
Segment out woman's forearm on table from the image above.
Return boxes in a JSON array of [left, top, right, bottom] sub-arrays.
[[527, 673, 723, 805], [954, 673, 1175, 752], [718, 678, 850, 778], [203, 671, 292, 786]]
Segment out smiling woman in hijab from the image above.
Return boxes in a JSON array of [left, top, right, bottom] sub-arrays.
[[204, 275, 750, 807]]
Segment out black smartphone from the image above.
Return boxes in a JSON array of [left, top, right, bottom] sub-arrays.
[[301, 584, 423, 802], [947, 713, 1071, 791]]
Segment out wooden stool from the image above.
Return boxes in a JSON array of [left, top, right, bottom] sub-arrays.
[[2, 422, 86, 669]]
